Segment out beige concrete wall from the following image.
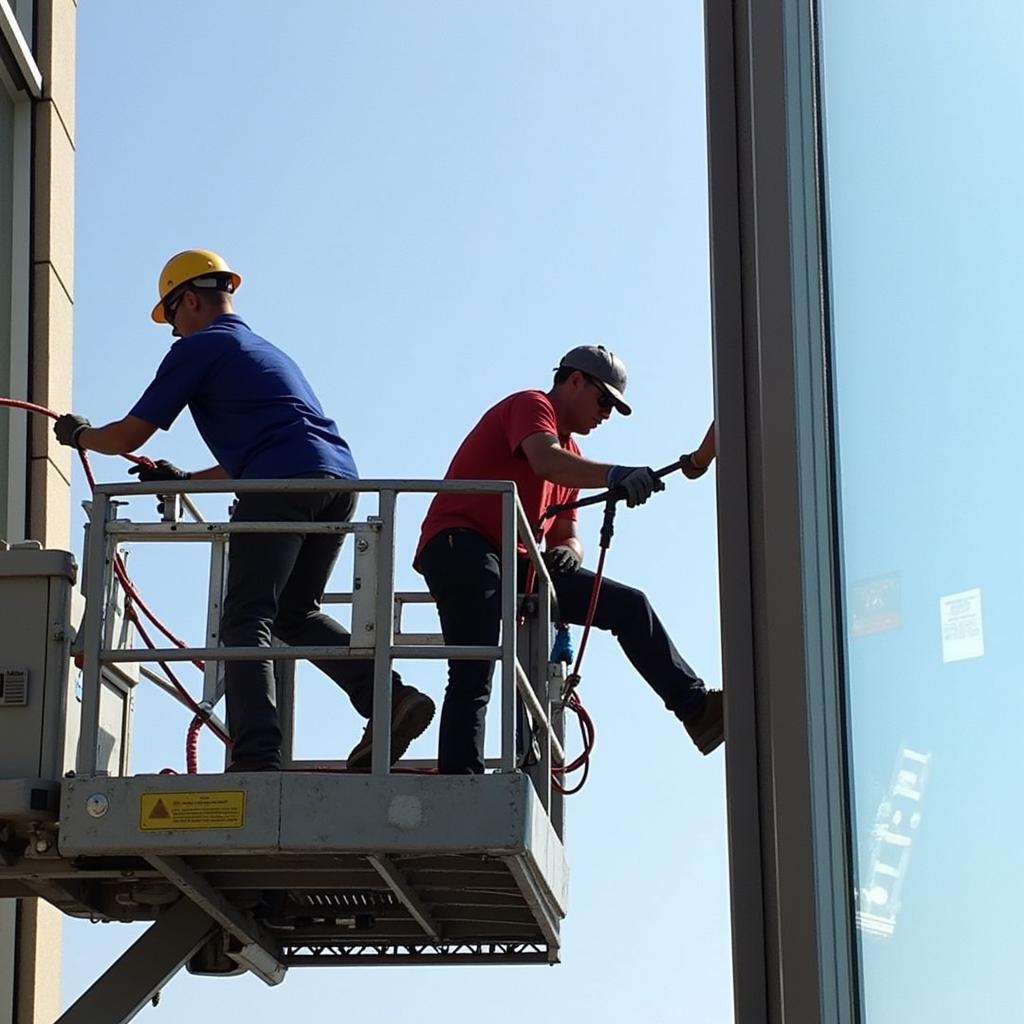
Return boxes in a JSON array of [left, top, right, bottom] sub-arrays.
[[15, 901, 62, 1024], [29, 0, 76, 548], [16, 2, 76, 1021]]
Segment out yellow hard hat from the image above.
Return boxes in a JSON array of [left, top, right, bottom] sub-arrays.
[[151, 249, 242, 323]]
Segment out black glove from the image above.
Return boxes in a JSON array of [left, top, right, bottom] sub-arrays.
[[679, 452, 708, 480], [53, 413, 90, 448], [128, 460, 192, 483], [606, 465, 666, 508], [543, 545, 582, 577]]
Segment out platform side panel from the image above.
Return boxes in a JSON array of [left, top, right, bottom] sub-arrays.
[[59, 774, 282, 856], [526, 792, 569, 915], [279, 773, 531, 854]]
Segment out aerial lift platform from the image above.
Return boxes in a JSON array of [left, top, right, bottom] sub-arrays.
[[0, 480, 570, 1023]]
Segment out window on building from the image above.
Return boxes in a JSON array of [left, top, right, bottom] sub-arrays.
[[820, 1, 1024, 1018], [10, 0, 33, 42], [0, 16, 33, 543]]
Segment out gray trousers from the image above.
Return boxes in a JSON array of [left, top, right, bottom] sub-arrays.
[[220, 479, 403, 767]]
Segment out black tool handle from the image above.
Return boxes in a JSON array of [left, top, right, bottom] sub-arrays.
[[543, 458, 684, 519]]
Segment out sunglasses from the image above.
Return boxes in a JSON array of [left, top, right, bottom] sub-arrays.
[[584, 375, 615, 411], [162, 291, 185, 325]]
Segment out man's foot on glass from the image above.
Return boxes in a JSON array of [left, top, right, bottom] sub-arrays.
[[683, 689, 724, 755]]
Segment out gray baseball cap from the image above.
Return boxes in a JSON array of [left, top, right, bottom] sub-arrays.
[[556, 345, 632, 415]]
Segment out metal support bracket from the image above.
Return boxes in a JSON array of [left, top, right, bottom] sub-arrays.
[[350, 523, 380, 653], [56, 897, 217, 1024], [367, 854, 441, 941], [547, 662, 568, 705], [146, 854, 287, 986]]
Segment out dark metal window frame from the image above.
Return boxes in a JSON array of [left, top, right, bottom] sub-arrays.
[[705, 0, 860, 1020]]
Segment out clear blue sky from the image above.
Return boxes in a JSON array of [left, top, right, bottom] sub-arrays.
[[65, 4, 730, 1021]]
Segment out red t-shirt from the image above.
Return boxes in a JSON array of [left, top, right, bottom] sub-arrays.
[[416, 390, 580, 561]]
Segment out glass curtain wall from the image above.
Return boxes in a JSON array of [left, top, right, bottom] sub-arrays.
[[818, 1, 1024, 1019]]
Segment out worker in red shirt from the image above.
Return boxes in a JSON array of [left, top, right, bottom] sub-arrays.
[[415, 345, 723, 775]]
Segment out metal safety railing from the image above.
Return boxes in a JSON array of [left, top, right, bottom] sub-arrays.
[[76, 478, 567, 819]]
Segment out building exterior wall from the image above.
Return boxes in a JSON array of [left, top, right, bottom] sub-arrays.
[[0, 1, 75, 1021], [709, 1, 1020, 1020], [30, 0, 75, 549], [707, 0, 857, 1017]]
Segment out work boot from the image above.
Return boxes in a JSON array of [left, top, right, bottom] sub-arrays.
[[346, 686, 436, 772], [683, 689, 724, 755]]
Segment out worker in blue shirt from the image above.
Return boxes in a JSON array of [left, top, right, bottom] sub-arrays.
[[54, 249, 434, 772]]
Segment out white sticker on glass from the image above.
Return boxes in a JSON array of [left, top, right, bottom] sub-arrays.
[[940, 587, 984, 663]]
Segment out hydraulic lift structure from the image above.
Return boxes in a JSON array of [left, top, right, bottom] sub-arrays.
[[0, 479, 569, 1024]]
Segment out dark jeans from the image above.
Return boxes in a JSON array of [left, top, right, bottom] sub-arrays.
[[220, 478, 403, 768], [417, 527, 707, 774]]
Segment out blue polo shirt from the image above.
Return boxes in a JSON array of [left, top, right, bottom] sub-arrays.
[[130, 314, 358, 480]]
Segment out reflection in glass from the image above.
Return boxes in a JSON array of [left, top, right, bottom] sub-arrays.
[[855, 745, 930, 940], [819, 0, 1024, 1019]]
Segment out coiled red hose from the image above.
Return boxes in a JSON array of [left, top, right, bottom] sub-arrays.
[[522, 544, 604, 795], [0, 397, 228, 771]]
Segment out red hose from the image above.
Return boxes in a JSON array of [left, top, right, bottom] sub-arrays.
[[128, 609, 231, 746], [113, 558, 205, 671], [545, 544, 608, 790], [552, 692, 595, 795], [185, 715, 204, 774], [0, 397, 227, 771], [522, 542, 606, 794], [567, 544, 608, 686]]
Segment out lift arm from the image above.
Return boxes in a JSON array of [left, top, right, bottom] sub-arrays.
[[56, 898, 217, 1024]]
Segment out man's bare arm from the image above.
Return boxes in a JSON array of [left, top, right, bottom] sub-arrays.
[[680, 421, 716, 479], [544, 516, 584, 560], [77, 415, 158, 455], [520, 433, 613, 488], [691, 421, 715, 469]]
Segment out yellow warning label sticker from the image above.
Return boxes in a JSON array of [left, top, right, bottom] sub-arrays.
[[140, 791, 246, 831]]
